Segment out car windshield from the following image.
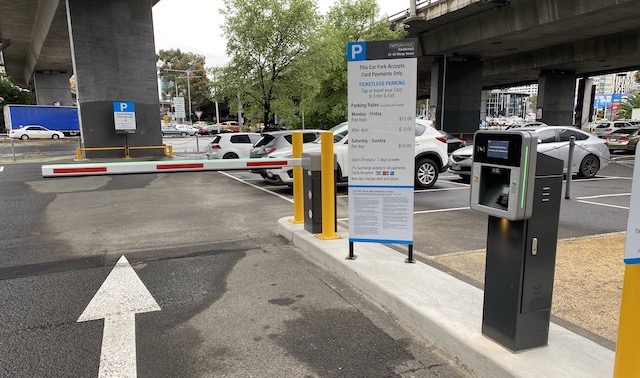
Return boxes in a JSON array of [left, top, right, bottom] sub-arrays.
[[312, 123, 348, 143], [254, 134, 275, 147], [614, 128, 639, 135]]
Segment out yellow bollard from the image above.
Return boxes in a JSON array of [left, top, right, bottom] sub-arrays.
[[168, 145, 174, 158], [614, 263, 640, 376], [75, 147, 83, 161], [289, 132, 304, 224], [316, 131, 340, 240], [124, 146, 130, 159]]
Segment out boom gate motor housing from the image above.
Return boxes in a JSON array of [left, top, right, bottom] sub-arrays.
[[470, 130, 564, 352]]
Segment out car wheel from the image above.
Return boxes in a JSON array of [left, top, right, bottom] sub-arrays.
[[162, 132, 165, 137], [20, 134, 29, 140], [578, 154, 600, 178], [180, 132, 187, 137], [415, 158, 438, 188], [52, 134, 60, 139], [223, 152, 239, 159]]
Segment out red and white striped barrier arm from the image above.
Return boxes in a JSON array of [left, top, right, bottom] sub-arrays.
[[42, 158, 302, 178]]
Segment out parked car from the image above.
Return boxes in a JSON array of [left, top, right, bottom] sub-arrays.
[[439, 130, 466, 153], [261, 124, 288, 133], [161, 124, 196, 137], [220, 121, 240, 133], [198, 124, 221, 135], [207, 133, 262, 159], [505, 122, 548, 130], [9, 125, 65, 140], [449, 126, 610, 180], [602, 127, 640, 153], [175, 124, 199, 134], [591, 120, 636, 136], [259, 119, 449, 188], [250, 130, 322, 159]]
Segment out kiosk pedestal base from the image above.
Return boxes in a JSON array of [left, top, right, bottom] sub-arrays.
[[481, 154, 563, 352]]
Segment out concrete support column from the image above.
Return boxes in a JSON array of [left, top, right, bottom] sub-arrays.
[[575, 77, 595, 130], [66, 0, 161, 157], [34, 71, 73, 106], [430, 57, 483, 133], [536, 70, 576, 126]]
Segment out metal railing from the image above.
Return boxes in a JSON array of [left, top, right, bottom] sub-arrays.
[[75, 145, 173, 161]]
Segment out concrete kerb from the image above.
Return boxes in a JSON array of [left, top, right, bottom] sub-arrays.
[[277, 217, 614, 378]]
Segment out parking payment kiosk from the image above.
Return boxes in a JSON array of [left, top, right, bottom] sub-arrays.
[[471, 130, 564, 351]]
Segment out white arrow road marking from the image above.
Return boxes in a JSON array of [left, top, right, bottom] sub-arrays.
[[78, 256, 160, 378]]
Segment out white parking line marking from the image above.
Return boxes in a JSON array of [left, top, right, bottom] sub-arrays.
[[415, 187, 469, 193], [219, 171, 293, 203], [570, 176, 633, 182], [337, 206, 471, 221], [0, 166, 4, 172], [576, 193, 631, 200], [414, 206, 471, 215], [576, 200, 629, 210], [440, 180, 470, 187]]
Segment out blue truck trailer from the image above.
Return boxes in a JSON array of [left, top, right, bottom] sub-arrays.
[[3, 105, 80, 136]]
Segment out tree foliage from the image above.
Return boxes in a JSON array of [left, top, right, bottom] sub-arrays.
[[635, 71, 640, 85], [219, 0, 319, 127], [616, 92, 640, 120], [0, 73, 36, 131], [157, 49, 212, 118], [302, 0, 406, 129]]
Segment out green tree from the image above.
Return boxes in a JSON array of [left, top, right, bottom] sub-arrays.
[[157, 49, 212, 120], [635, 71, 640, 85], [616, 92, 640, 120], [0, 73, 36, 131], [302, 0, 406, 128], [219, 0, 319, 127]]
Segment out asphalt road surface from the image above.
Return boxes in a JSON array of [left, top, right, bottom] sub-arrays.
[[0, 162, 472, 378]]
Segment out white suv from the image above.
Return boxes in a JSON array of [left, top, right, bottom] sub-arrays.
[[207, 133, 262, 159], [260, 120, 449, 188]]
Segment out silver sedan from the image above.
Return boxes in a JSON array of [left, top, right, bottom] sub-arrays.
[[450, 126, 610, 180]]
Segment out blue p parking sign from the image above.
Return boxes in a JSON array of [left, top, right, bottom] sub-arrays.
[[347, 42, 366, 61], [113, 101, 136, 133], [113, 102, 135, 113]]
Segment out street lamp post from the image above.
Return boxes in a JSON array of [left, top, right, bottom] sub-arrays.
[[163, 68, 204, 124]]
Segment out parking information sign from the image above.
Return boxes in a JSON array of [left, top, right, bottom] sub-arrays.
[[173, 97, 186, 119], [347, 39, 418, 245], [113, 101, 136, 134], [624, 147, 640, 264]]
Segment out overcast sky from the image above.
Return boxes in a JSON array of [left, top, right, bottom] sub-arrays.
[[152, 0, 409, 68]]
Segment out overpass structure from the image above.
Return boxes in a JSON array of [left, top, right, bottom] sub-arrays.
[[1, 0, 640, 153], [0, 0, 162, 157], [395, 0, 640, 132]]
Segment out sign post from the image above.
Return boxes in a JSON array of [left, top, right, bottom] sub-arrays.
[[615, 145, 640, 376], [346, 39, 418, 261], [113, 101, 136, 134], [173, 96, 186, 120]]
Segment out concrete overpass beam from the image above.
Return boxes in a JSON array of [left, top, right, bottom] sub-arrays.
[[33, 71, 72, 106], [66, 0, 161, 157], [24, 0, 60, 86], [431, 57, 483, 133], [536, 70, 576, 126]]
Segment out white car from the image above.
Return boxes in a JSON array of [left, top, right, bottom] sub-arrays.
[[261, 119, 449, 188], [207, 132, 262, 159], [449, 126, 610, 180], [9, 125, 65, 140]]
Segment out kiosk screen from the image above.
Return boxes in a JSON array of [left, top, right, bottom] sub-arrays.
[[487, 140, 509, 160]]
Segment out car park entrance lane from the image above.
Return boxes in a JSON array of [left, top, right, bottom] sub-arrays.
[[0, 162, 471, 378]]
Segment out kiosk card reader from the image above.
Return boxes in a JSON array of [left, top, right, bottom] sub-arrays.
[[470, 130, 564, 352], [470, 131, 537, 221]]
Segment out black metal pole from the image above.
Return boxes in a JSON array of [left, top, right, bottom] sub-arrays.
[[406, 244, 415, 264], [346, 241, 357, 260]]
